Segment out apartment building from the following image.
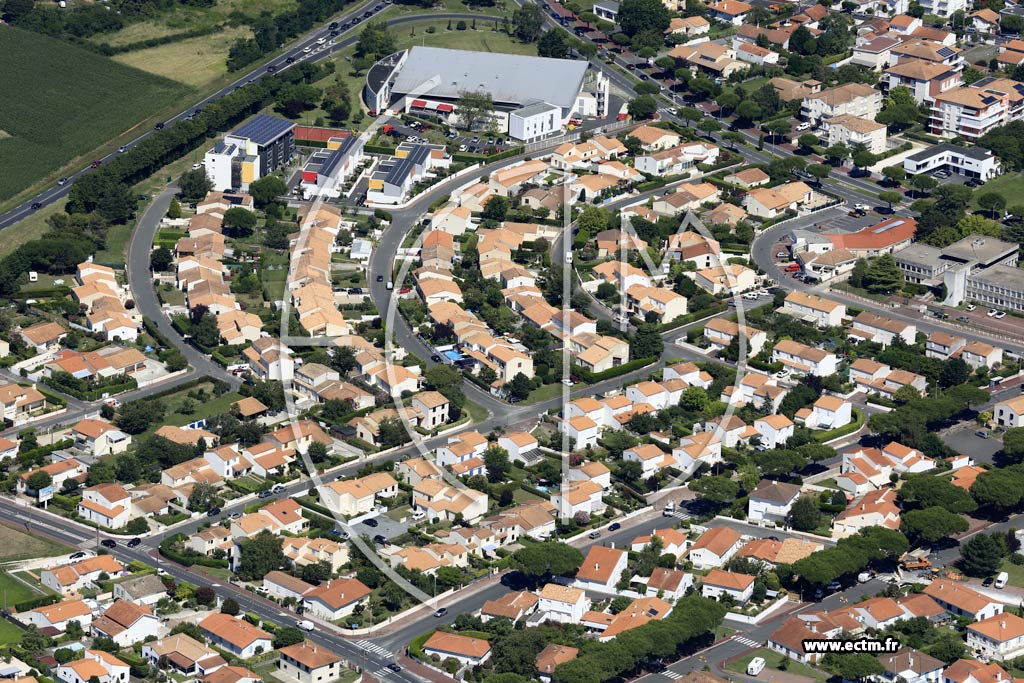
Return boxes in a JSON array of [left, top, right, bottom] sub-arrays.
[[930, 78, 1024, 141], [781, 291, 846, 328], [885, 59, 962, 104], [800, 83, 882, 124]]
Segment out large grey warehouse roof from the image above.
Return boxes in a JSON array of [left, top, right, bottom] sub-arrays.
[[231, 114, 295, 146], [390, 47, 589, 110]]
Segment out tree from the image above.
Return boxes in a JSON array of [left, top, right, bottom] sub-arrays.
[[167, 198, 182, 219], [308, 441, 329, 464], [901, 506, 969, 543], [510, 542, 584, 580], [457, 90, 495, 131], [537, 29, 571, 58], [876, 86, 922, 130], [195, 586, 217, 607], [273, 627, 306, 649], [221, 598, 240, 615], [1003, 428, 1024, 462], [222, 207, 258, 236], [67, 173, 134, 223], [823, 652, 883, 682], [178, 168, 213, 203], [978, 192, 1007, 218], [882, 165, 907, 185], [627, 94, 658, 120], [852, 150, 875, 170], [787, 495, 822, 532], [355, 21, 395, 58], [301, 561, 332, 583], [910, 173, 939, 197], [481, 195, 509, 221], [188, 482, 219, 512], [248, 176, 288, 209], [797, 133, 819, 150], [863, 253, 903, 293], [899, 474, 977, 513], [2, 0, 36, 22], [507, 373, 533, 402], [150, 246, 173, 272], [939, 357, 970, 389], [125, 517, 149, 534], [512, 3, 544, 41], [275, 83, 321, 118], [960, 532, 1006, 577], [689, 475, 738, 503], [971, 467, 1024, 510], [631, 323, 663, 359], [735, 100, 762, 123], [26, 470, 52, 492], [619, 0, 670, 36], [191, 308, 221, 348], [484, 446, 511, 483], [806, 163, 831, 183], [237, 530, 285, 581]]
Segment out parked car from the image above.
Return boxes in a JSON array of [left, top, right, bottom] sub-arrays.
[[364, 518, 379, 527], [966, 304, 976, 311], [983, 576, 995, 587], [976, 430, 991, 439], [272, 484, 285, 493], [258, 489, 273, 499], [988, 309, 1000, 317], [207, 507, 222, 517], [434, 608, 448, 618], [69, 551, 89, 560], [995, 311, 1007, 319], [373, 534, 387, 544], [588, 530, 601, 539], [608, 522, 621, 531], [431, 354, 442, 362]]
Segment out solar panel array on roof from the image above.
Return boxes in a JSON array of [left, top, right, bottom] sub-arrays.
[[320, 137, 358, 178], [938, 47, 955, 58], [231, 114, 295, 146]]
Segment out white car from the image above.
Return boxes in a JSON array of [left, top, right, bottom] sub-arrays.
[[988, 309, 999, 317], [458, 144, 468, 152], [855, 203, 869, 211], [966, 304, 976, 311], [316, 37, 326, 44], [774, 370, 790, 379], [742, 292, 758, 300], [565, 253, 573, 264], [995, 311, 1007, 319], [303, 46, 312, 53]]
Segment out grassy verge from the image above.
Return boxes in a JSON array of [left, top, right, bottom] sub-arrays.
[[0, 197, 68, 260], [0, 572, 43, 608], [726, 648, 826, 682], [0, 524, 73, 562], [972, 172, 1024, 211]]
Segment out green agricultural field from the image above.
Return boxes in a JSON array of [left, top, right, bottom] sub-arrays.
[[0, 25, 191, 204]]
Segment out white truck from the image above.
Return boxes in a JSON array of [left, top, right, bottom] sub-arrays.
[[662, 501, 675, 517]]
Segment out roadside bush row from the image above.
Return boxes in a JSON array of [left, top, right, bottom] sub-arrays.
[[571, 355, 658, 384], [159, 533, 230, 568]]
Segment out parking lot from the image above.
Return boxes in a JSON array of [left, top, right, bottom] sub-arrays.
[[348, 512, 407, 542], [943, 425, 1004, 465]]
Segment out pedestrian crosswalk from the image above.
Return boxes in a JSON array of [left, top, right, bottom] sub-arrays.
[[661, 671, 683, 680], [733, 635, 761, 649], [355, 640, 393, 659], [372, 667, 394, 679]]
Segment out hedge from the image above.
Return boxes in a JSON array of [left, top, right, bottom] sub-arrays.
[[93, 25, 223, 55], [812, 407, 864, 442], [15, 593, 60, 612], [572, 355, 657, 384], [159, 533, 230, 568], [659, 302, 728, 332], [35, 385, 68, 407], [519, 482, 552, 500]]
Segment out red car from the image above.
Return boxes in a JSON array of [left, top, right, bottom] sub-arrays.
[[90, 160, 102, 169]]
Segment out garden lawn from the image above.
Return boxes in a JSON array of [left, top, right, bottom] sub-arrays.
[[0, 26, 190, 205], [999, 559, 1024, 588], [0, 572, 42, 608], [0, 619, 24, 645]]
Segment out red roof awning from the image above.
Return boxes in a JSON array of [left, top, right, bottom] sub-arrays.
[[437, 103, 454, 113], [411, 99, 427, 108]]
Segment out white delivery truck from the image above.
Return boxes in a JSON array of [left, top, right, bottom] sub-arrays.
[[747, 657, 766, 676]]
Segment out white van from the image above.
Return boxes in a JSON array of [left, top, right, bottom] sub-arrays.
[[996, 571, 1009, 589], [747, 657, 766, 676], [28, 271, 38, 283], [297, 619, 315, 631]]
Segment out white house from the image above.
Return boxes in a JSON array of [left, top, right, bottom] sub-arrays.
[[574, 545, 628, 592], [753, 414, 794, 449], [688, 526, 743, 570], [56, 650, 129, 683], [967, 612, 1024, 662], [747, 480, 800, 524], [301, 578, 371, 621], [782, 291, 846, 328], [91, 600, 161, 648], [772, 340, 838, 377], [422, 632, 491, 667], [537, 583, 590, 623], [199, 614, 273, 658], [701, 569, 755, 605]]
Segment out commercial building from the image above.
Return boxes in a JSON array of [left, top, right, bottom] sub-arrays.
[[364, 47, 607, 141], [903, 143, 1001, 181], [204, 114, 295, 192], [895, 234, 1017, 293]]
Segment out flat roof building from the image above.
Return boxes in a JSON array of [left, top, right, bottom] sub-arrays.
[[204, 114, 295, 192]]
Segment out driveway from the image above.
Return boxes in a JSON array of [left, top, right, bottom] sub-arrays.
[[352, 513, 407, 541]]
